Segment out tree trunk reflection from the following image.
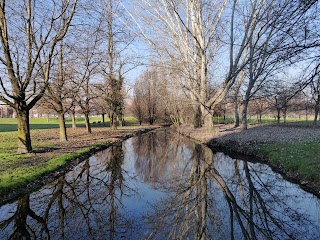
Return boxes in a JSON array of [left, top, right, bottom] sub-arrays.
[[144, 134, 317, 240], [0, 194, 49, 240]]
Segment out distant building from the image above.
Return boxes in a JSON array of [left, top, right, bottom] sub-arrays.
[[0, 104, 15, 118]]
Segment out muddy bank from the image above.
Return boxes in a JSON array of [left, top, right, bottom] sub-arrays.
[[0, 127, 160, 205], [176, 123, 320, 198]]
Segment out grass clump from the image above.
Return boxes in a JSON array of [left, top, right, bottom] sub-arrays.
[[259, 142, 320, 183]]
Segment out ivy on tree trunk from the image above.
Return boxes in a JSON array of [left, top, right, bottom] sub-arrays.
[[17, 106, 32, 154]]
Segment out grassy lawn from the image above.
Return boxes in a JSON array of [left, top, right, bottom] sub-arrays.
[[0, 116, 149, 199], [0, 116, 138, 132], [259, 142, 320, 184]]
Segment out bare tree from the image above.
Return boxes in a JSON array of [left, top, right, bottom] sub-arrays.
[[67, 78, 81, 129], [249, 95, 269, 124], [132, 81, 145, 125], [97, 0, 135, 130], [73, 23, 101, 134], [132, 69, 158, 125], [129, 0, 269, 129], [42, 42, 76, 141], [306, 64, 320, 127], [76, 82, 97, 135], [132, 67, 171, 125], [267, 81, 296, 124], [0, 0, 77, 153], [311, 76, 320, 127], [232, 70, 246, 128], [91, 89, 109, 126], [240, 0, 318, 130]]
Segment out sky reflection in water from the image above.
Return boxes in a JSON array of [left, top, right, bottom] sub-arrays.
[[0, 129, 320, 239]]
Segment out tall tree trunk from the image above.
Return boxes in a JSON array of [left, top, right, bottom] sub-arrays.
[[193, 104, 202, 128], [149, 115, 154, 125], [203, 109, 213, 130], [233, 62, 246, 128], [111, 112, 117, 130], [283, 109, 287, 123], [58, 112, 67, 142], [102, 113, 105, 126], [16, 107, 32, 153], [241, 100, 249, 130], [119, 114, 124, 127], [241, 34, 254, 131], [84, 113, 91, 134], [313, 106, 319, 128], [277, 108, 281, 124], [313, 94, 320, 128], [234, 101, 240, 127], [259, 112, 262, 124], [71, 110, 76, 128], [108, 113, 112, 127]]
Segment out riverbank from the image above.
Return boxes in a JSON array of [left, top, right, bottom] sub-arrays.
[[0, 125, 161, 204], [176, 123, 320, 197]]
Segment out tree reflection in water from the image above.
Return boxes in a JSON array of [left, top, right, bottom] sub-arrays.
[[0, 130, 319, 240], [131, 131, 320, 240], [0, 194, 49, 239], [0, 144, 138, 240]]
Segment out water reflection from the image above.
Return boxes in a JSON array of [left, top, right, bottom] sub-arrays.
[[145, 144, 318, 240], [0, 194, 49, 239], [0, 130, 319, 240]]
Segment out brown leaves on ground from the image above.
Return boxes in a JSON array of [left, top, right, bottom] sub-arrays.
[[29, 125, 158, 162], [178, 123, 320, 146]]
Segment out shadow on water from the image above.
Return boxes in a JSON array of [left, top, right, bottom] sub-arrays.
[[0, 129, 319, 239]]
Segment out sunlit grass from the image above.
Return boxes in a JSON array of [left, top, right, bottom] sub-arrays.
[[259, 142, 320, 184], [0, 131, 19, 154], [0, 116, 138, 132], [0, 147, 91, 194]]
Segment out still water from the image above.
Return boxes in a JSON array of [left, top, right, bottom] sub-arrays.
[[0, 129, 319, 239]]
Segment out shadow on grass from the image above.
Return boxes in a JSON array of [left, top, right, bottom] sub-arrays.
[[0, 123, 88, 132], [33, 147, 61, 154], [0, 120, 139, 133]]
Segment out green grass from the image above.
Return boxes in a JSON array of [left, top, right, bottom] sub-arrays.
[[0, 116, 138, 132], [259, 142, 320, 184], [213, 116, 235, 124], [212, 116, 277, 125], [0, 147, 92, 194]]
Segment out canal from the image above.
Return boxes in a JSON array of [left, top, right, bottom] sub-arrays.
[[0, 129, 319, 239]]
